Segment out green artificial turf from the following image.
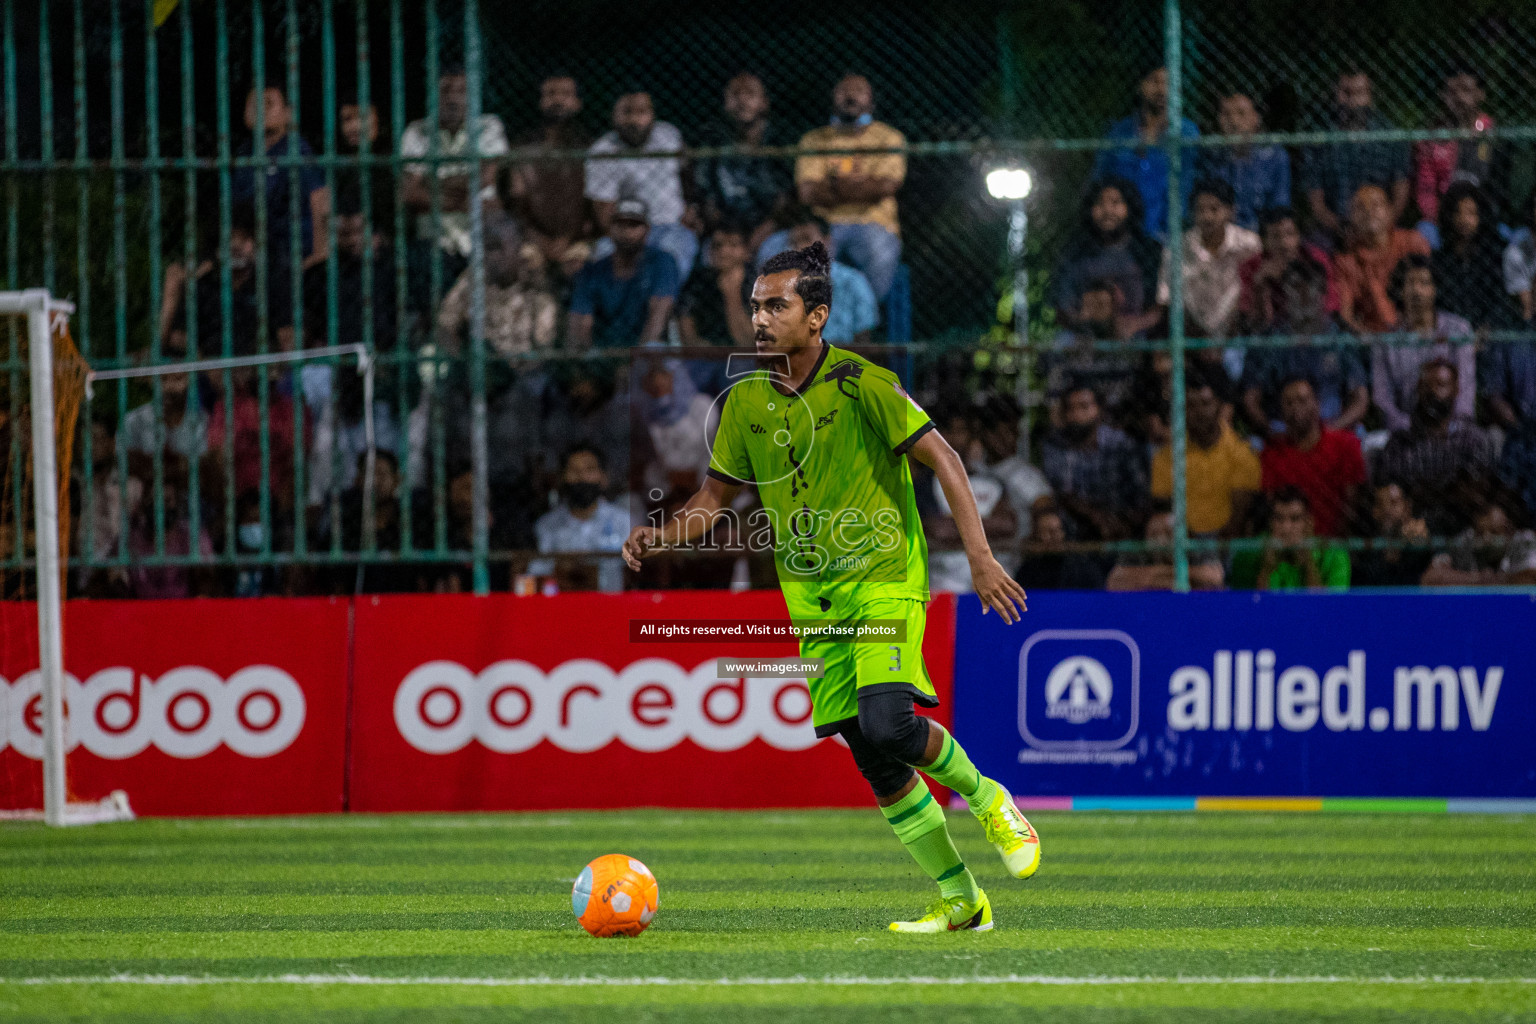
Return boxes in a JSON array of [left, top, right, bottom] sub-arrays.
[[1, 810, 1533, 1022]]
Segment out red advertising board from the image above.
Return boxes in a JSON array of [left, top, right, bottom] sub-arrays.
[[0, 591, 956, 815], [0, 598, 351, 815], [348, 591, 955, 812]]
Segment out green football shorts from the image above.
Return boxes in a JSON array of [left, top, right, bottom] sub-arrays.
[[799, 596, 939, 738]]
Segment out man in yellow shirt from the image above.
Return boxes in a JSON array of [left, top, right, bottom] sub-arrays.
[[757, 75, 905, 302], [1151, 373, 1260, 536]]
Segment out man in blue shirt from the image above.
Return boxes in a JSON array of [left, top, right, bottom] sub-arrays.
[[1092, 66, 1199, 241], [569, 199, 680, 349], [231, 86, 329, 274], [1198, 93, 1291, 232], [1301, 70, 1410, 246], [787, 211, 879, 343]]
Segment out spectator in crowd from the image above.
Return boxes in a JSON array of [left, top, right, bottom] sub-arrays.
[[1092, 65, 1199, 240], [127, 466, 214, 599], [1044, 279, 1139, 426], [1105, 504, 1225, 591], [504, 73, 594, 280], [1230, 486, 1350, 589], [1499, 435, 1536, 550], [435, 212, 559, 359], [306, 359, 401, 514], [1301, 69, 1410, 246], [1413, 67, 1503, 231], [400, 65, 510, 300], [1197, 92, 1290, 232], [678, 221, 755, 348], [1421, 491, 1536, 586], [1503, 192, 1536, 322], [336, 87, 394, 225], [1376, 358, 1496, 528], [923, 409, 1020, 591], [1258, 375, 1367, 536], [1483, 298, 1536, 432], [78, 419, 138, 597], [779, 74, 906, 301], [1152, 371, 1260, 537], [1238, 206, 1338, 333], [511, 359, 632, 496], [1353, 479, 1433, 588], [786, 211, 879, 344], [1156, 178, 1262, 365], [972, 392, 1053, 540], [635, 357, 715, 498], [568, 198, 679, 349], [1372, 255, 1475, 433], [1052, 178, 1163, 338], [204, 364, 301, 526], [304, 192, 398, 350], [1012, 502, 1106, 591], [1335, 183, 1431, 334], [163, 208, 293, 355], [231, 489, 279, 598], [120, 356, 207, 483], [1041, 383, 1147, 541], [331, 450, 421, 593], [232, 85, 329, 272], [531, 443, 632, 593], [1431, 182, 1506, 329], [585, 89, 698, 280], [299, 192, 398, 410], [1241, 256, 1369, 435], [693, 72, 793, 252]]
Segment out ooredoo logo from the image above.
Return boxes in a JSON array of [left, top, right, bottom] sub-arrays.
[[1, 666, 306, 760], [394, 658, 819, 754]]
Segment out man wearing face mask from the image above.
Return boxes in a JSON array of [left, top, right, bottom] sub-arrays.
[[505, 74, 594, 279], [766, 74, 905, 302], [531, 444, 631, 593], [1377, 359, 1496, 530]]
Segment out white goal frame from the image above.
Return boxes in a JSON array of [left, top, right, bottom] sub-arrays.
[[0, 290, 130, 826]]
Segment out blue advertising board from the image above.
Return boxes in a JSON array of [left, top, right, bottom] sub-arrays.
[[952, 592, 1536, 797]]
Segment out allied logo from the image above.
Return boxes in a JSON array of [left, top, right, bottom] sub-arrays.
[[1018, 629, 1140, 760], [1044, 656, 1113, 723]]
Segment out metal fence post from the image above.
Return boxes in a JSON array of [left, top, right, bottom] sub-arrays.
[[466, 0, 490, 595], [1165, 0, 1190, 592]]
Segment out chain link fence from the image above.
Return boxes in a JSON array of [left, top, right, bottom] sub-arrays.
[[3, 0, 1535, 596]]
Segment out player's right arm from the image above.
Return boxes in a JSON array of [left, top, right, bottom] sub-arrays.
[[622, 475, 741, 570]]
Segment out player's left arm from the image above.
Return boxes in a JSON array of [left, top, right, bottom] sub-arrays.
[[909, 429, 1028, 624]]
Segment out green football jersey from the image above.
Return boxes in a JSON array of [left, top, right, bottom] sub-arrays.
[[706, 344, 935, 619]]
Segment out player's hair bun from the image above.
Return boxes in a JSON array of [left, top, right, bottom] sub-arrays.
[[801, 240, 832, 277]]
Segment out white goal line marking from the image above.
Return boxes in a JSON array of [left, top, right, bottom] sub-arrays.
[[3, 974, 1532, 988]]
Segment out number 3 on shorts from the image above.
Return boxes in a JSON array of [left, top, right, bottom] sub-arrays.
[[887, 645, 901, 672]]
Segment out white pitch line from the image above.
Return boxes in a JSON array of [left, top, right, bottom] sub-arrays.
[[2, 974, 1532, 987]]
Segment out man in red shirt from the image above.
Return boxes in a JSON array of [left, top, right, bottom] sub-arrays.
[[1260, 375, 1366, 537]]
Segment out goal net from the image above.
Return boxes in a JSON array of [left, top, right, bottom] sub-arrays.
[[0, 290, 133, 825]]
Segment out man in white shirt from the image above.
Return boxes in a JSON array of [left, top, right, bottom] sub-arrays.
[[1157, 178, 1262, 379], [399, 66, 509, 264], [586, 90, 698, 279]]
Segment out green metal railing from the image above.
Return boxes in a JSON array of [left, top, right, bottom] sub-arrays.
[[2, 0, 1534, 595]]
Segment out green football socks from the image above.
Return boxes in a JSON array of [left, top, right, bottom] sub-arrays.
[[880, 778, 980, 905], [921, 726, 1001, 817]]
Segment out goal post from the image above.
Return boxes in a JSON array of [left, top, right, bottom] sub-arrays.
[[0, 289, 134, 826]]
